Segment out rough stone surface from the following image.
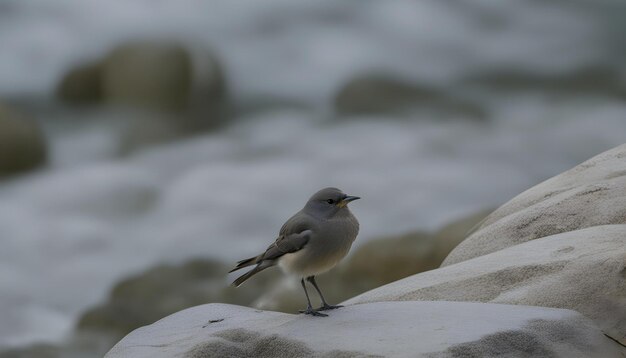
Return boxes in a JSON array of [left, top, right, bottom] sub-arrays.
[[442, 144, 626, 266], [105, 302, 620, 358], [345, 225, 626, 345]]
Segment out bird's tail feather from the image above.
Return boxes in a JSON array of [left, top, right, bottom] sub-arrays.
[[231, 261, 272, 287], [229, 255, 260, 273]]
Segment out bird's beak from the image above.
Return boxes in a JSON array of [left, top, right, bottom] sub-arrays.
[[337, 195, 360, 208]]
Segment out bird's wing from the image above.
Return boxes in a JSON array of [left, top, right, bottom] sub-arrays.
[[260, 211, 314, 261], [261, 229, 312, 261]]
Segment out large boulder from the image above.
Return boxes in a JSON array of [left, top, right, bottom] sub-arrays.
[[334, 74, 486, 119], [0, 104, 46, 178], [105, 302, 620, 358], [442, 144, 626, 266], [345, 225, 626, 345]]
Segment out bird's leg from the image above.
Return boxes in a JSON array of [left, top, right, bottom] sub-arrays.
[[298, 278, 328, 317], [307, 276, 343, 311]]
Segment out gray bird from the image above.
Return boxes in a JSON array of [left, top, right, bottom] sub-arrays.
[[230, 187, 360, 317]]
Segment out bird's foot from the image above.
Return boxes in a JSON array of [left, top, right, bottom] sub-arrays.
[[317, 304, 343, 311], [299, 307, 328, 317]]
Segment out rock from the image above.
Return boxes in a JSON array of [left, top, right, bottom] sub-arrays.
[[0, 104, 46, 178], [56, 41, 229, 151], [101, 42, 192, 111], [57, 41, 229, 116], [334, 74, 486, 119], [56, 62, 103, 103], [105, 302, 621, 358], [442, 144, 626, 266], [103, 42, 228, 148], [345, 225, 626, 345]]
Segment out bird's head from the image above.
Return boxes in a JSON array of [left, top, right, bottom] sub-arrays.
[[304, 187, 360, 218]]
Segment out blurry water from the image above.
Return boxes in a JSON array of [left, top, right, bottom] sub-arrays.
[[0, 0, 625, 349]]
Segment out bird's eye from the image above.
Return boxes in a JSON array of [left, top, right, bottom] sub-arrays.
[[326, 199, 335, 204]]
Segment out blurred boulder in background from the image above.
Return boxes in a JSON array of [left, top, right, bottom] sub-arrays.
[[334, 73, 486, 120], [0, 103, 46, 178], [55, 41, 229, 152], [56, 62, 103, 103], [340, 231, 438, 290]]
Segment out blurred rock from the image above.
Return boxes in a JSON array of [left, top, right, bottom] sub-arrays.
[[56, 62, 103, 103], [341, 231, 437, 288], [102, 42, 191, 111], [105, 302, 621, 358], [464, 66, 626, 100], [334, 74, 486, 119], [0, 103, 46, 178], [443, 143, 626, 266], [55, 41, 229, 152], [101, 41, 227, 119]]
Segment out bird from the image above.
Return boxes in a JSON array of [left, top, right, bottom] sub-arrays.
[[229, 187, 360, 317]]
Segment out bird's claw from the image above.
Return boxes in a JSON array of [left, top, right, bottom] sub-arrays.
[[317, 304, 343, 311], [299, 307, 328, 317]]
